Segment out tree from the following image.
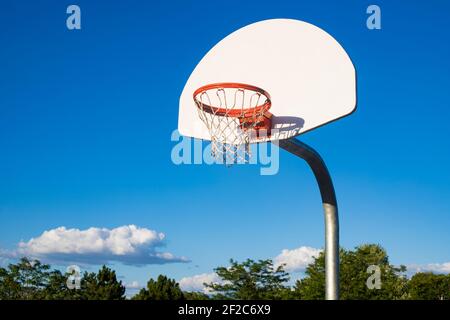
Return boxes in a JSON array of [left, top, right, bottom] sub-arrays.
[[0, 257, 52, 300], [183, 291, 210, 300], [408, 272, 450, 300], [295, 244, 408, 300], [0, 264, 21, 299], [133, 275, 184, 300], [1, 249, 448, 300], [205, 259, 290, 300], [81, 266, 126, 300], [43, 270, 84, 300]]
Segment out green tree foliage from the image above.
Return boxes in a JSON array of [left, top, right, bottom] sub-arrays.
[[0, 258, 52, 299], [133, 275, 184, 300], [0, 260, 125, 300], [183, 291, 210, 300], [205, 259, 290, 300], [407, 272, 450, 300], [294, 244, 408, 300], [43, 270, 84, 300], [1, 246, 449, 300], [81, 266, 126, 300]]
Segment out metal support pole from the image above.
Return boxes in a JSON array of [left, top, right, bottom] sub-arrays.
[[278, 137, 339, 300]]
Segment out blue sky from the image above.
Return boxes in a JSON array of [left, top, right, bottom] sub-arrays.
[[1, 0, 450, 293]]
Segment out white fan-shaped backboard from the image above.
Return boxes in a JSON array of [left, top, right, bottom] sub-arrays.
[[178, 19, 356, 142]]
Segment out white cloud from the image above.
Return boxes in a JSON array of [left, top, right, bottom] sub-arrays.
[[179, 272, 223, 294], [179, 246, 322, 293], [125, 280, 142, 289], [2, 225, 189, 266], [124, 280, 143, 299], [407, 262, 450, 275], [274, 246, 322, 273]]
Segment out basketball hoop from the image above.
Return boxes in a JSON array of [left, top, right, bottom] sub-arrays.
[[193, 83, 272, 164]]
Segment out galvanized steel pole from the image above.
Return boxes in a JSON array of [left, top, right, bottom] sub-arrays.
[[278, 137, 339, 300]]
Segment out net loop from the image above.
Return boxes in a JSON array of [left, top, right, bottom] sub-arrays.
[[193, 83, 272, 165]]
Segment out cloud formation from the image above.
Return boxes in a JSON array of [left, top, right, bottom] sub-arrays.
[[2, 225, 189, 266], [179, 245, 322, 293], [274, 246, 322, 272], [125, 281, 142, 290], [407, 262, 450, 275], [179, 272, 223, 294]]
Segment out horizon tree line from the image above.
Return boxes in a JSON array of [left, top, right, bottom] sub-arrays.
[[0, 244, 448, 300]]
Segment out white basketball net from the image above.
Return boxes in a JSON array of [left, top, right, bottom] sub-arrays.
[[194, 85, 270, 165]]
